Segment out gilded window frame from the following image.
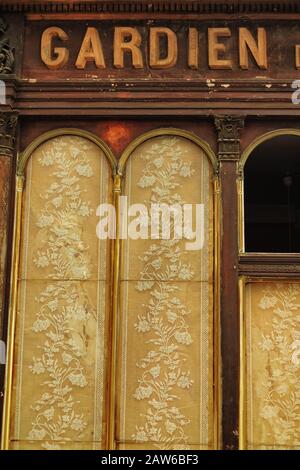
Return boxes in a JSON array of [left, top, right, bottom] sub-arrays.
[[239, 275, 300, 450], [1, 129, 117, 450], [238, 129, 300, 254], [116, 128, 221, 450]]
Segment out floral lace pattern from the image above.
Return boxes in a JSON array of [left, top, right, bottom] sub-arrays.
[[123, 137, 212, 449], [247, 282, 300, 448], [15, 136, 108, 449]]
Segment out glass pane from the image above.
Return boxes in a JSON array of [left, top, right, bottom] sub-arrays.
[[244, 135, 300, 253], [245, 281, 300, 449], [10, 135, 112, 450], [117, 135, 215, 450]]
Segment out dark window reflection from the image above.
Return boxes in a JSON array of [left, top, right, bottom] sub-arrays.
[[244, 135, 300, 253]]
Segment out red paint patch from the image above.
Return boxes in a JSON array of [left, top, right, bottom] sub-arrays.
[[101, 123, 133, 157]]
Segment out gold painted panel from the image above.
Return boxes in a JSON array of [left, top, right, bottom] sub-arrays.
[[245, 281, 300, 449], [117, 136, 215, 449], [9, 135, 112, 450]]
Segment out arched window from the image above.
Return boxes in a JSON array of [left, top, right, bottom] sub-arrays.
[[5, 131, 115, 450], [116, 130, 217, 450], [243, 133, 300, 253]]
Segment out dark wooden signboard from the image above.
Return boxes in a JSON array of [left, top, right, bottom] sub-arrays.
[[22, 20, 300, 80]]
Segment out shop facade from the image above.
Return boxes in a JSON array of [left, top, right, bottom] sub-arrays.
[[0, 0, 300, 450]]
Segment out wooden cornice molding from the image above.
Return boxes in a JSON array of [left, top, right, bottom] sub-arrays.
[[2, 77, 296, 117], [239, 254, 300, 277], [1, 1, 300, 14]]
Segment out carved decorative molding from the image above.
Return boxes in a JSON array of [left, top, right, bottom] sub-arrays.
[[214, 115, 244, 161], [239, 264, 300, 276], [239, 254, 300, 276], [0, 112, 18, 156], [1, 1, 300, 15], [240, 253, 300, 264], [0, 18, 14, 75]]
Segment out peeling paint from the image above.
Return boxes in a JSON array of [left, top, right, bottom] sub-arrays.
[[206, 78, 215, 88]]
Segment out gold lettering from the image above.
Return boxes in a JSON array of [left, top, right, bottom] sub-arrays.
[[188, 27, 199, 69], [41, 27, 69, 70], [208, 27, 232, 70], [239, 27, 267, 70], [75, 27, 106, 69], [149, 27, 178, 69], [113, 27, 143, 69]]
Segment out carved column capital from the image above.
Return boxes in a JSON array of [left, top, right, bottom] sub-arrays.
[[0, 111, 18, 156], [214, 115, 244, 161]]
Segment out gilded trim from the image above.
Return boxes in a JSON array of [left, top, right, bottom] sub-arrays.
[[1, 175, 24, 450], [118, 128, 219, 176], [107, 174, 121, 450], [213, 177, 221, 450], [17, 128, 117, 176], [238, 129, 300, 254], [238, 276, 247, 450], [237, 176, 245, 253], [118, 127, 221, 450], [239, 129, 300, 173]]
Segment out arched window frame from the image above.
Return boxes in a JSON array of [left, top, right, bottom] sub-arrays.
[[115, 128, 221, 450], [1, 129, 116, 450], [238, 129, 300, 254]]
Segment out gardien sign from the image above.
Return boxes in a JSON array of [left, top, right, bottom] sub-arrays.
[[40, 25, 300, 71]]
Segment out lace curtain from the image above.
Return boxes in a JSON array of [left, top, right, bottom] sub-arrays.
[[245, 281, 300, 449], [8, 132, 215, 450]]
